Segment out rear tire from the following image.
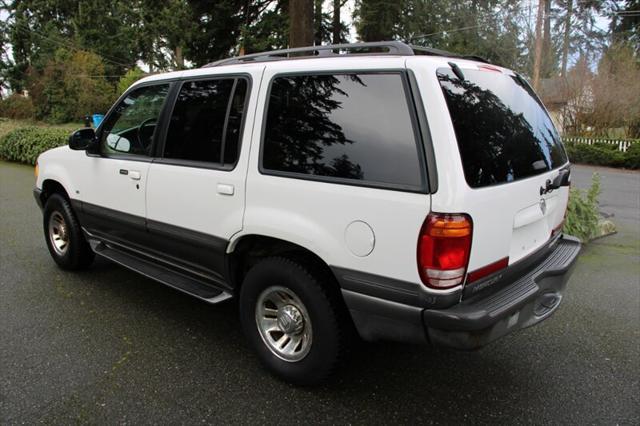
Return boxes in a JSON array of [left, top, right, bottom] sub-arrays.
[[239, 256, 347, 385], [43, 194, 94, 270]]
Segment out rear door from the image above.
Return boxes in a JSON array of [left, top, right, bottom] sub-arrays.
[[145, 72, 257, 282], [242, 60, 433, 290], [415, 59, 569, 277]]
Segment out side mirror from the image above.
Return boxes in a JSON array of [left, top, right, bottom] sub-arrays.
[[69, 128, 97, 151]]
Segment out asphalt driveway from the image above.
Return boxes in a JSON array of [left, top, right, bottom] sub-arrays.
[[1, 161, 638, 424]]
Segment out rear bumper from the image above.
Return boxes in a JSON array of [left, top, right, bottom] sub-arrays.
[[340, 235, 581, 349], [424, 235, 581, 349]]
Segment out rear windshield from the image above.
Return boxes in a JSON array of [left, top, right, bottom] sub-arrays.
[[437, 67, 568, 188]]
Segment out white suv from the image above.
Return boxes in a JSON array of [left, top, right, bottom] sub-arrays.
[[34, 42, 581, 385]]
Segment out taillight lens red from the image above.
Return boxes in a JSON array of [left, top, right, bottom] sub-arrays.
[[417, 213, 472, 289]]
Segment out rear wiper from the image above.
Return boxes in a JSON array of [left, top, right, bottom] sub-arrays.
[[448, 62, 465, 81], [514, 73, 529, 88]]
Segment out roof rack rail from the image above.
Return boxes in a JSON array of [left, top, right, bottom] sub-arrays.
[[410, 45, 489, 63], [202, 41, 489, 68]]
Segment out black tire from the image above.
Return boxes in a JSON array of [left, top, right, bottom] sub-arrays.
[[43, 193, 94, 270], [239, 256, 348, 385]]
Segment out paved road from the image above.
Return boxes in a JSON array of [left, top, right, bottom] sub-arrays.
[[571, 165, 640, 228], [1, 161, 638, 424]]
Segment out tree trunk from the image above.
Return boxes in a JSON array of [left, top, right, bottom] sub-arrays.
[[542, 0, 551, 77], [532, 0, 546, 91], [561, 0, 573, 76], [174, 46, 184, 70], [239, 0, 250, 55], [289, 0, 314, 48], [332, 0, 341, 44], [314, 0, 323, 45], [543, 0, 551, 50]]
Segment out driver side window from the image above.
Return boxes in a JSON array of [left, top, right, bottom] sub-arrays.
[[100, 84, 170, 156]]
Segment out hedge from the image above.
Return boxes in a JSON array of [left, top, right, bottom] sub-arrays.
[[0, 126, 69, 165], [565, 142, 639, 169], [623, 143, 640, 169]]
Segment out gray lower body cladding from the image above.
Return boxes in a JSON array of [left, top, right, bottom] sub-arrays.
[[334, 235, 581, 349]]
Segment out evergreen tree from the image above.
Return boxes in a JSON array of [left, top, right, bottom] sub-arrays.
[[354, 0, 404, 41], [610, 0, 640, 53], [241, 0, 290, 53]]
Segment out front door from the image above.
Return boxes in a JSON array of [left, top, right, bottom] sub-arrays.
[[79, 83, 171, 248]]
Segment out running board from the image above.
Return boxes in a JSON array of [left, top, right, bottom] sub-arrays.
[[93, 242, 232, 304]]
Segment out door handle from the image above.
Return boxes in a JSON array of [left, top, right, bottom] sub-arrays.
[[128, 171, 141, 180], [217, 183, 234, 195]]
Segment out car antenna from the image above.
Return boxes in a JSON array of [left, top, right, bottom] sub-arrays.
[[448, 62, 465, 81]]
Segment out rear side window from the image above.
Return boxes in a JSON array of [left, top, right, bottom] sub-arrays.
[[164, 77, 248, 165], [262, 73, 424, 189], [437, 68, 568, 188]]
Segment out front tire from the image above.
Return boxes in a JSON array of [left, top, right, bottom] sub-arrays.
[[43, 193, 94, 270], [239, 257, 348, 385]]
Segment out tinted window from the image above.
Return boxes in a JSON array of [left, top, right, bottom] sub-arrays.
[[100, 84, 169, 156], [164, 78, 248, 165], [262, 73, 423, 188], [223, 79, 248, 164], [437, 68, 568, 188]]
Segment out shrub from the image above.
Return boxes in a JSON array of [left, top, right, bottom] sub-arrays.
[[564, 173, 601, 242], [117, 67, 145, 95], [565, 142, 625, 167], [624, 143, 640, 169], [0, 126, 69, 165], [28, 48, 116, 123], [0, 94, 36, 120], [564, 141, 640, 169]]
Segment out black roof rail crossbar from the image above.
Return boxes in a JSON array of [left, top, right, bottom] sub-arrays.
[[410, 45, 490, 63], [203, 40, 489, 68]]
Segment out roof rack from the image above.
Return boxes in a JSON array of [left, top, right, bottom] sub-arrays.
[[410, 45, 489, 63], [202, 41, 489, 67]]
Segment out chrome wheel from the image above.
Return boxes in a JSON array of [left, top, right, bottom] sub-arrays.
[[48, 211, 69, 256], [255, 286, 313, 362]]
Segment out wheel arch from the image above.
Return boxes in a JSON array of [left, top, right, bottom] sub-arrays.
[[41, 179, 71, 205], [226, 234, 341, 298]]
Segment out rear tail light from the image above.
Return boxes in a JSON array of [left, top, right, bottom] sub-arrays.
[[417, 213, 472, 289]]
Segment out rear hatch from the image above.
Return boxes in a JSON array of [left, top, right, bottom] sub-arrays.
[[435, 64, 570, 289]]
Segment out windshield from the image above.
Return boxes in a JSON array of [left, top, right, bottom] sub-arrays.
[[437, 67, 568, 188]]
